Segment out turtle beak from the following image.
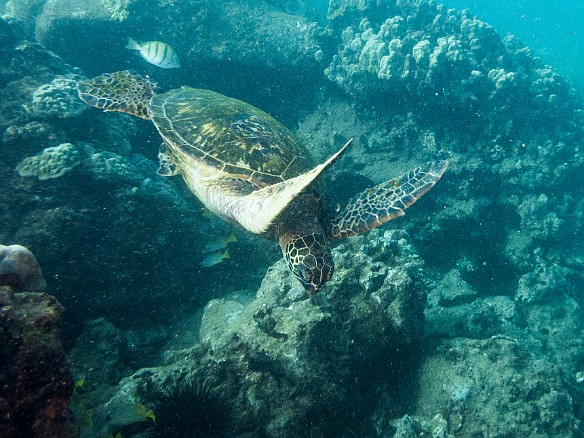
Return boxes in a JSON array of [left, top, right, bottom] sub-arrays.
[[307, 282, 323, 295], [303, 261, 333, 295]]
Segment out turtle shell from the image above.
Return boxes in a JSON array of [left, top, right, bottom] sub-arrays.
[[149, 87, 313, 187]]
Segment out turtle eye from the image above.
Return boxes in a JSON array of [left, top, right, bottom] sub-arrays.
[[298, 264, 313, 283]]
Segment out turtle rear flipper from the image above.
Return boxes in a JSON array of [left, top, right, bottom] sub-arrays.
[[77, 70, 154, 120], [329, 160, 448, 239]]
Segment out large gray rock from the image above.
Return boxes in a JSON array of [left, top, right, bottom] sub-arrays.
[[375, 336, 581, 436], [107, 229, 429, 437]]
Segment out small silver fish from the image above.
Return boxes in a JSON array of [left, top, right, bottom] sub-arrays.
[[200, 250, 230, 268], [126, 37, 180, 69], [203, 233, 237, 254]]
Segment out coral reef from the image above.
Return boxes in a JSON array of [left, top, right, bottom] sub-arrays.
[[324, 1, 580, 138], [30, 75, 87, 119], [0, 243, 46, 291], [17, 142, 82, 180], [298, 0, 584, 324], [0, 286, 78, 438], [2, 0, 584, 435]]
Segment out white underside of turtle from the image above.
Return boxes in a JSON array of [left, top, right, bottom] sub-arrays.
[[166, 138, 352, 235]]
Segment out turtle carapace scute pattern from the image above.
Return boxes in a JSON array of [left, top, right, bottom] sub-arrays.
[[77, 70, 448, 294], [149, 87, 314, 187]]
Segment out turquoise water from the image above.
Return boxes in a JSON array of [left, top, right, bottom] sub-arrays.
[[440, 0, 584, 91], [1, 0, 584, 436]]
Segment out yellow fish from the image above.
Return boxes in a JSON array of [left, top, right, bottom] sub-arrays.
[[104, 402, 156, 427], [204, 233, 237, 253], [200, 250, 230, 268]]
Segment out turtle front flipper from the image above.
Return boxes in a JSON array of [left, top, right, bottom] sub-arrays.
[[77, 70, 154, 120], [222, 139, 353, 235], [329, 160, 448, 239]]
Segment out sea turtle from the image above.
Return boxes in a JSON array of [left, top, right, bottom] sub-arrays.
[[77, 70, 448, 294]]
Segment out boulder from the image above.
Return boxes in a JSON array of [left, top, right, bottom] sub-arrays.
[[0, 243, 46, 291], [0, 286, 78, 437], [103, 229, 429, 437]]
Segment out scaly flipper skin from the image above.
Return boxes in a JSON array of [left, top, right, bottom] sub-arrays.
[[76, 70, 154, 120], [157, 148, 178, 176], [328, 160, 449, 239]]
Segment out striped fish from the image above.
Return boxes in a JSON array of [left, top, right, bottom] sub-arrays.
[[126, 37, 180, 69]]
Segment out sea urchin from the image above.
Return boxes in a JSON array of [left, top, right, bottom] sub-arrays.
[[151, 377, 232, 438]]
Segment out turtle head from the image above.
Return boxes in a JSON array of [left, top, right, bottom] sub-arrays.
[[280, 233, 334, 294]]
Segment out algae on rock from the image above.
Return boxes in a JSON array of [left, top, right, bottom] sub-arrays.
[[104, 229, 428, 437]]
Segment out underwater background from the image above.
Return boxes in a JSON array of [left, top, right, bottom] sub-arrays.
[[0, 0, 583, 437], [440, 0, 584, 91]]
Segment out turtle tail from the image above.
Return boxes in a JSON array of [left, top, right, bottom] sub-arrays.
[[77, 70, 155, 120]]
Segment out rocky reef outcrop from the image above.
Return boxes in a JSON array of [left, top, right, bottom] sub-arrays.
[[5, 0, 324, 118], [301, 0, 584, 336], [0, 284, 78, 437], [324, 0, 578, 133], [74, 230, 427, 437], [2, 0, 584, 435], [378, 335, 581, 436]]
